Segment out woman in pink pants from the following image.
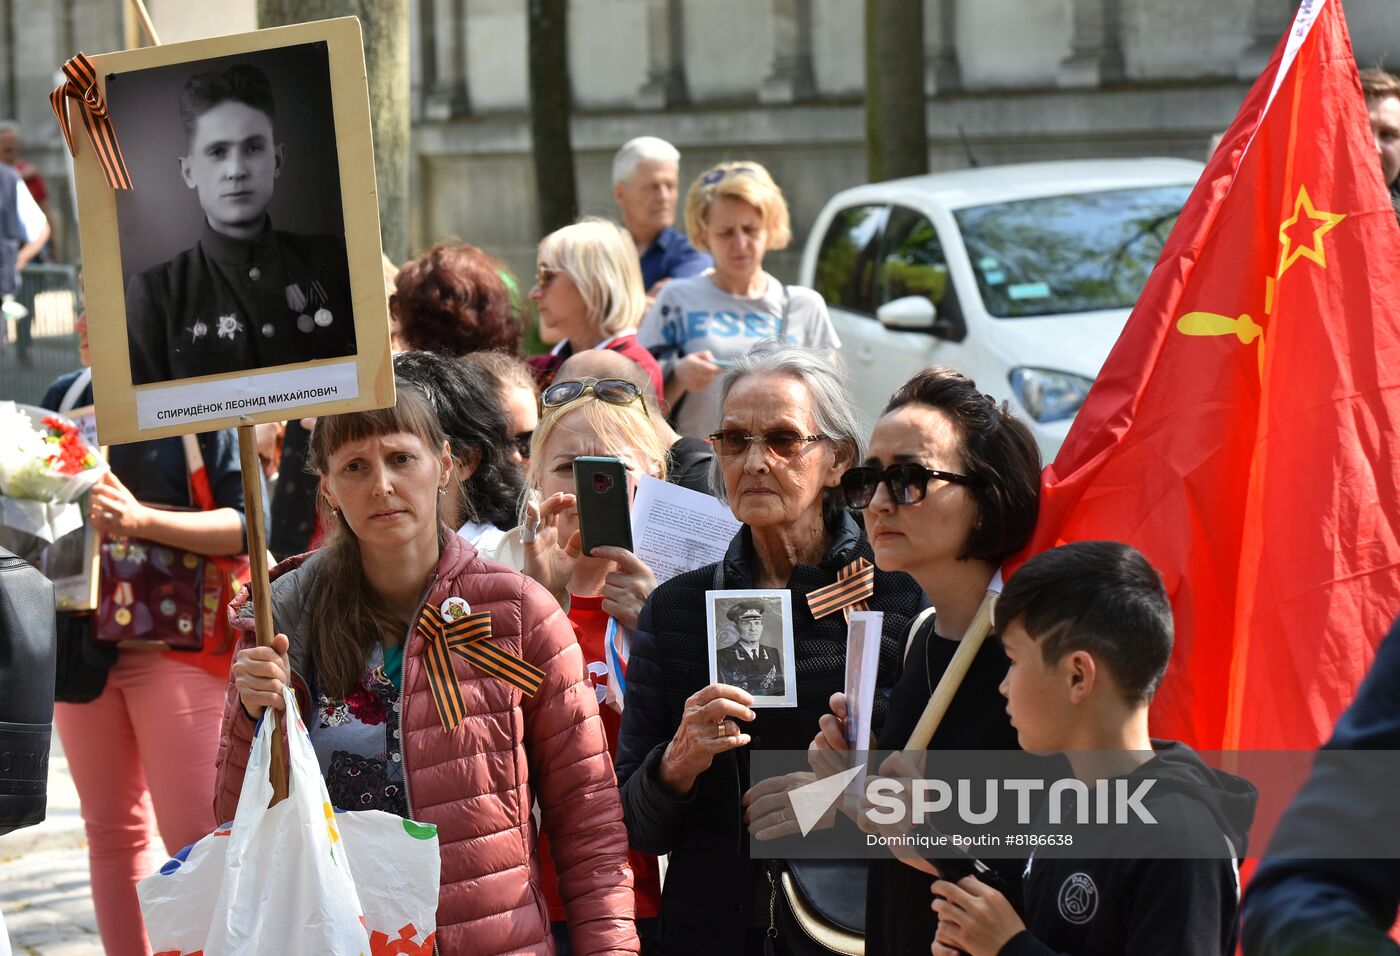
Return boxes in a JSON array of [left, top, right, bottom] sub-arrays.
[[42, 313, 249, 956]]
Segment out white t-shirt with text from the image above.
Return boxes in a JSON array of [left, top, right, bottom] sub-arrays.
[[637, 271, 839, 438]]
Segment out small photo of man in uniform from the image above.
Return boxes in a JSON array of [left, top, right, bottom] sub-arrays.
[[124, 62, 355, 386], [715, 598, 785, 696]]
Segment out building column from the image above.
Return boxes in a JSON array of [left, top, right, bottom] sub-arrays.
[[759, 0, 814, 104], [423, 0, 470, 120], [1238, 0, 1293, 80], [925, 0, 960, 95], [1057, 0, 1124, 88], [637, 0, 687, 108]]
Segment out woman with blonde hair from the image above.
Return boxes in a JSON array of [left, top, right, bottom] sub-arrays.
[[637, 160, 840, 439], [217, 382, 638, 955], [527, 216, 664, 394], [506, 375, 672, 952]]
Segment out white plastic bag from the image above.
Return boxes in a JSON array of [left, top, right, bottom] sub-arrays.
[[138, 687, 441, 955]]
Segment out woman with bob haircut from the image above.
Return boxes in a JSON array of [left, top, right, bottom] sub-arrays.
[[637, 161, 839, 440], [392, 242, 523, 355], [214, 383, 639, 955], [614, 341, 923, 954], [500, 375, 672, 950], [810, 366, 1042, 955], [527, 217, 664, 395]]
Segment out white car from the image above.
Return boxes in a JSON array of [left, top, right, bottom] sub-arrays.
[[799, 159, 1203, 460]]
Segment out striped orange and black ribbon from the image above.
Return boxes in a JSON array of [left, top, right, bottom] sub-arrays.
[[806, 557, 875, 623], [416, 603, 545, 732], [50, 53, 134, 191]]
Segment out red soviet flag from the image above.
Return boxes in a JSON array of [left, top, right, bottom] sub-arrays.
[[1008, 0, 1400, 750]]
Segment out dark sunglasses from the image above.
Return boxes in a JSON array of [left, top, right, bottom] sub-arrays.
[[542, 378, 645, 410], [840, 462, 980, 509], [510, 431, 533, 460], [707, 429, 826, 458]]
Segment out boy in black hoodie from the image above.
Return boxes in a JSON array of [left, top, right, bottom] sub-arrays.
[[930, 541, 1257, 956]]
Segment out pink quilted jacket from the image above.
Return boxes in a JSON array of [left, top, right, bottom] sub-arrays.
[[212, 533, 638, 955]]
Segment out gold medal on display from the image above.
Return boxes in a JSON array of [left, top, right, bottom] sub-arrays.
[[115, 607, 132, 626]]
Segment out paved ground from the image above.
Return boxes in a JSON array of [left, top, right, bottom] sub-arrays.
[[0, 734, 103, 956]]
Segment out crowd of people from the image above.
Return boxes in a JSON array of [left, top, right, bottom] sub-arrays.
[[13, 106, 1400, 955]]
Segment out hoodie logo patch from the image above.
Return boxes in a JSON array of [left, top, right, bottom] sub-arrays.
[[1057, 872, 1098, 925]]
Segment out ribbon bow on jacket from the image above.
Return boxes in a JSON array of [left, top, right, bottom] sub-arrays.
[[806, 557, 876, 623], [416, 603, 545, 732], [50, 52, 134, 191]]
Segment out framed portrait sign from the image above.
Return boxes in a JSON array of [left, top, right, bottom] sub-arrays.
[[71, 18, 393, 445], [706, 589, 797, 708]]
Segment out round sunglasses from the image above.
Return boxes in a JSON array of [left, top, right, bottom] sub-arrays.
[[542, 378, 644, 410], [839, 462, 980, 509]]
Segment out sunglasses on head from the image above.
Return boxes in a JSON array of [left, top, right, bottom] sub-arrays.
[[707, 428, 827, 458], [700, 165, 759, 186], [839, 462, 980, 509], [542, 378, 645, 410]]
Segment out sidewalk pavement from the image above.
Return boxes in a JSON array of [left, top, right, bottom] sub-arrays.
[[0, 732, 102, 956]]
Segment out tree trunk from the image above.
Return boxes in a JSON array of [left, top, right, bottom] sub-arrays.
[[258, 0, 410, 262], [865, 0, 928, 183], [527, 0, 578, 237]]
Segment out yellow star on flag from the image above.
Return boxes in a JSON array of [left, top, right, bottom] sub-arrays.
[[1277, 184, 1345, 278]]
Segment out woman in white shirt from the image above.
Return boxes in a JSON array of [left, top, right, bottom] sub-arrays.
[[637, 160, 839, 439]]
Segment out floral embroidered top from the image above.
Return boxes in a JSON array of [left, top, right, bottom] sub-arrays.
[[308, 642, 409, 817]]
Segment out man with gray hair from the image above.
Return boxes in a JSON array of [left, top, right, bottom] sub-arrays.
[[611, 135, 710, 301]]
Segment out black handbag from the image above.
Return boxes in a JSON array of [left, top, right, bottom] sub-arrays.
[[53, 610, 117, 704], [765, 859, 866, 956]]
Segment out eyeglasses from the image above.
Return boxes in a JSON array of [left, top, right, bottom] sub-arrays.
[[510, 431, 533, 460], [707, 429, 827, 458], [839, 462, 980, 509], [542, 378, 645, 410], [535, 266, 560, 287], [700, 165, 759, 186]]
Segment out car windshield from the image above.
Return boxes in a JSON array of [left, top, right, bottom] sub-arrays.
[[953, 184, 1193, 318]]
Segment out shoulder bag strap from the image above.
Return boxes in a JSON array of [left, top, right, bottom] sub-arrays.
[[58, 367, 92, 412], [905, 606, 938, 661]]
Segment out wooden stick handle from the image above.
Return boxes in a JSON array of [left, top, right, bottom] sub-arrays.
[[126, 0, 161, 46], [903, 590, 998, 751], [237, 422, 288, 805]]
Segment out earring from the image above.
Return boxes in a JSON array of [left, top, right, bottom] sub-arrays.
[[438, 487, 446, 496]]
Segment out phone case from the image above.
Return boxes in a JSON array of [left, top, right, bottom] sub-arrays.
[[573, 456, 633, 556]]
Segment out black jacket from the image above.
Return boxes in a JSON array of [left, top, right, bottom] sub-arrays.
[[615, 510, 923, 954], [125, 218, 355, 385], [665, 436, 714, 496], [0, 548, 57, 835], [1242, 615, 1400, 956], [1004, 740, 1257, 956]]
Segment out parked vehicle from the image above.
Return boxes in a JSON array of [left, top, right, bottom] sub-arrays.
[[799, 159, 1203, 459]]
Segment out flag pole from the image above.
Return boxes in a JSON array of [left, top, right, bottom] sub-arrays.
[[126, 0, 161, 46], [903, 589, 997, 751]]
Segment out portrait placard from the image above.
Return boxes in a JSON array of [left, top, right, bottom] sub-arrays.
[[70, 18, 392, 444], [706, 589, 797, 708]]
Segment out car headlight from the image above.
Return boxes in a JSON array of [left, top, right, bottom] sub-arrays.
[[1008, 368, 1094, 423]]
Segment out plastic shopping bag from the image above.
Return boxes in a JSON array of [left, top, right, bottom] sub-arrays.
[[138, 686, 441, 955]]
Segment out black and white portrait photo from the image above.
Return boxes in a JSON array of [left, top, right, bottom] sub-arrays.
[[706, 589, 797, 707], [108, 42, 355, 386]]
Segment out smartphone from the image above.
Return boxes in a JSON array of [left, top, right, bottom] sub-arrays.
[[572, 456, 633, 556]]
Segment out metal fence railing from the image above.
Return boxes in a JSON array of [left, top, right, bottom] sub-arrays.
[[1, 263, 83, 406]]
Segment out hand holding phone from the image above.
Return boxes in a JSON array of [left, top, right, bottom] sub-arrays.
[[573, 457, 633, 556]]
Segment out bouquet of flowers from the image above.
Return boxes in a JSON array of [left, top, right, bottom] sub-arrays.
[[0, 401, 107, 562]]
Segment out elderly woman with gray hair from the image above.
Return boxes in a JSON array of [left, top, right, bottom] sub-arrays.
[[615, 340, 924, 955]]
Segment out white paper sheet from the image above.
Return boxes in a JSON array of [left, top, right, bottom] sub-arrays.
[[630, 475, 741, 585]]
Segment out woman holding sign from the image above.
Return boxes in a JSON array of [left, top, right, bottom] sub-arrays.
[[614, 341, 923, 954], [810, 367, 1042, 955], [216, 383, 638, 955]]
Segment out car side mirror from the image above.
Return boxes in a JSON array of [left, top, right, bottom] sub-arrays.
[[876, 295, 937, 331]]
